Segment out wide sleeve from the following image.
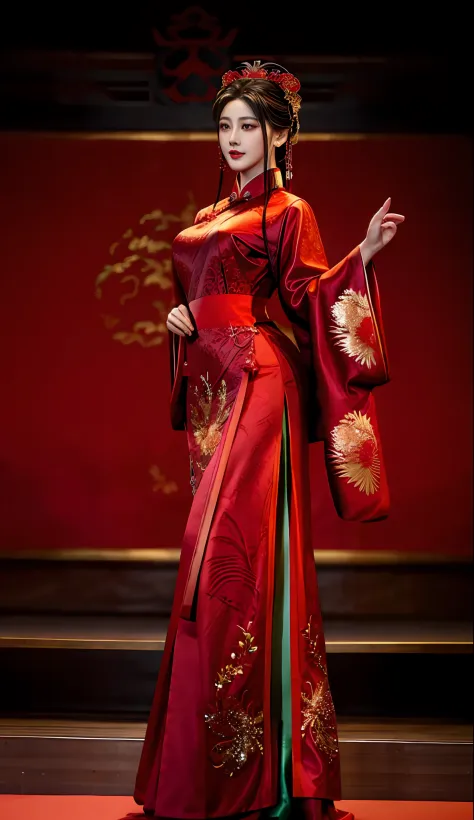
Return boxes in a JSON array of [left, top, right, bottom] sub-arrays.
[[277, 198, 390, 522]]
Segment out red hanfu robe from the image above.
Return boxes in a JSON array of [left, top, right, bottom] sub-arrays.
[[134, 168, 390, 819]]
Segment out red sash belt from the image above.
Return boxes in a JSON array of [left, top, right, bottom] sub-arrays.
[[188, 294, 270, 329]]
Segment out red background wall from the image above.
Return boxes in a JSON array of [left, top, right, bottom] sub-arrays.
[[0, 133, 471, 554]]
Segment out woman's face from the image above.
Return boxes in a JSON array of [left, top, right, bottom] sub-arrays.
[[218, 98, 283, 183]]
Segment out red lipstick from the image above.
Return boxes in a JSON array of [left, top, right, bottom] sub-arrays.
[[229, 151, 244, 159]]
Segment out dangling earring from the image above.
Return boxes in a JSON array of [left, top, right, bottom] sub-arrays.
[[219, 147, 227, 171], [285, 141, 293, 191]]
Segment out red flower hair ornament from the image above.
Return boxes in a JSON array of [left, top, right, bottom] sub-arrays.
[[221, 61, 302, 144]]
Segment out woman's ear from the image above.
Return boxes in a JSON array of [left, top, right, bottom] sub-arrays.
[[274, 128, 290, 148]]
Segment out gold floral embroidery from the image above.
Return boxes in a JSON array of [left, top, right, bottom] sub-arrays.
[[190, 373, 231, 469], [205, 699, 264, 776], [205, 622, 263, 776], [302, 615, 328, 677], [329, 410, 380, 495], [301, 680, 339, 762], [301, 616, 339, 762], [215, 625, 258, 689], [330, 289, 377, 368]]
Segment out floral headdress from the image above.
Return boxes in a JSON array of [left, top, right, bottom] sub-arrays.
[[221, 61, 302, 145]]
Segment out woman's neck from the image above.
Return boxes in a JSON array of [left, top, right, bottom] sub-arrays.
[[238, 164, 277, 192]]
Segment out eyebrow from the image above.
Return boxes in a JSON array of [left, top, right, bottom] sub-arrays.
[[219, 116, 259, 121]]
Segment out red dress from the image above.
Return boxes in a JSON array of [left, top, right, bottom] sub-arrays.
[[134, 168, 390, 819]]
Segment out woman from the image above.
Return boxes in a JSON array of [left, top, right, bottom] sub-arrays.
[[134, 61, 404, 820]]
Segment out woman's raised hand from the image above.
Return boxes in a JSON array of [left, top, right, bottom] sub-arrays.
[[166, 304, 194, 337], [360, 197, 405, 265]]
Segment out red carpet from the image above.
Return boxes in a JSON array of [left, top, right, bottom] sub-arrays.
[[0, 797, 472, 820]]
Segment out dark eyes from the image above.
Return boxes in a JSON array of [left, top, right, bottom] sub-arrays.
[[219, 123, 258, 131]]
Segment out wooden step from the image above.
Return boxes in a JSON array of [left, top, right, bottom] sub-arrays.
[[0, 614, 471, 652], [0, 718, 471, 801], [1, 551, 471, 620], [1, 615, 471, 721]]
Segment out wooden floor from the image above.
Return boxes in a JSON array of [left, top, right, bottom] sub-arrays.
[[0, 717, 472, 800], [1, 716, 472, 742]]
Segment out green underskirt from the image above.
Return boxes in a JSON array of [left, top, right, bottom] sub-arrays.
[[266, 405, 292, 819]]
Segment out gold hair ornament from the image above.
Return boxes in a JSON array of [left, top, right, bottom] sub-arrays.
[[221, 61, 301, 144]]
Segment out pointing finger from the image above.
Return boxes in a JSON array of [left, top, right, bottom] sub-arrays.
[[371, 198, 391, 221]]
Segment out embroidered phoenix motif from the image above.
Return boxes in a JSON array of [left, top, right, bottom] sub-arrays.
[[330, 288, 377, 368], [329, 410, 380, 495]]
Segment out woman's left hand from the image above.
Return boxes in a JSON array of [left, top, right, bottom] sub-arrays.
[[360, 197, 405, 265]]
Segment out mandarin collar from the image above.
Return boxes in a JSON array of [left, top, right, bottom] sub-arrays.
[[229, 168, 284, 204]]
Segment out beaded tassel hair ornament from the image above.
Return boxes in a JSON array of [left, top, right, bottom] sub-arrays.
[[221, 61, 302, 188]]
